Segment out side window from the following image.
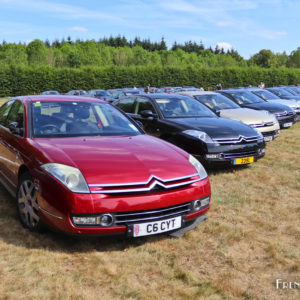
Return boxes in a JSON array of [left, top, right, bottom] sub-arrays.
[[135, 98, 155, 114], [116, 97, 135, 113], [0, 100, 15, 126], [6, 101, 24, 133]]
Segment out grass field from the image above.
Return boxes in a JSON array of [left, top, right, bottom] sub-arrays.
[[0, 98, 299, 299]]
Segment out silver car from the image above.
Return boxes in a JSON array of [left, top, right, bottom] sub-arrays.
[[178, 91, 280, 142]]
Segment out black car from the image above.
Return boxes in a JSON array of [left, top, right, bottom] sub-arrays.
[[114, 94, 265, 166], [42, 90, 60, 95], [266, 87, 300, 101], [288, 86, 300, 95], [218, 89, 296, 129], [88, 89, 114, 102], [66, 90, 88, 96], [248, 88, 300, 119]]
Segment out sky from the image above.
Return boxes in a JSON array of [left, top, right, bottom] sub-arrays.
[[0, 0, 299, 59]]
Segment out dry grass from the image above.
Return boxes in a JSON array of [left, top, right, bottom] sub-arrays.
[[0, 113, 299, 299]]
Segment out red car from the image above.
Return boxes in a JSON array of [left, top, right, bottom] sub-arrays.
[[0, 95, 211, 237]]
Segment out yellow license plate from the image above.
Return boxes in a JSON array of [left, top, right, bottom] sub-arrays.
[[233, 156, 254, 165]]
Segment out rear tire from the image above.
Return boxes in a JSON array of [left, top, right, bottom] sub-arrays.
[[16, 172, 44, 232]]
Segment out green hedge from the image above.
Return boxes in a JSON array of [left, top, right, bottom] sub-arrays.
[[1, 65, 300, 96]]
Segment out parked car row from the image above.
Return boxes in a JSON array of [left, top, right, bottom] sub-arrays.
[[3, 84, 295, 238]]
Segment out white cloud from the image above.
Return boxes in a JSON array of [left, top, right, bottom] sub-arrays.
[[70, 27, 88, 33], [275, 31, 287, 37], [217, 21, 236, 27], [216, 42, 232, 51], [0, 0, 123, 22]]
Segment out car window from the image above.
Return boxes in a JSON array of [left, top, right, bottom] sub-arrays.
[[227, 91, 264, 105], [6, 101, 24, 134], [154, 97, 216, 118], [194, 94, 240, 110], [0, 99, 15, 126], [268, 88, 292, 97], [32, 101, 142, 137], [253, 90, 280, 100], [135, 98, 155, 114], [116, 97, 135, 113]]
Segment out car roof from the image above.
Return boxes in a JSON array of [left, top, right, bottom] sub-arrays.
[[137, 93, 193, 99], [179, 91, 218, 96], [13, 95, 106, 105], [219, 89, 249, 92]]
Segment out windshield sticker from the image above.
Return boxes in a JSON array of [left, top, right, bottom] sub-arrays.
[[34, 102, 41, 107]]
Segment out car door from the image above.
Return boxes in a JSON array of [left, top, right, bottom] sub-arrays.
[[133, 97, 161, 137], [0, 100, 26, 193]]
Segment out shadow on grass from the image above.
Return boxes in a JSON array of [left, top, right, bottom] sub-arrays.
[[206, 163, 250, 176], [0, 184, 173, 254]]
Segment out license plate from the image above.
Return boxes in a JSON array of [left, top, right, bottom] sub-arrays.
[[264, 136, 274, 142], [233, 156, 254, 165], [283, 122, 293, 128], [132, 216, 182, 237]]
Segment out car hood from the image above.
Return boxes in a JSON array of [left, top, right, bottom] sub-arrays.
[[267, 99, 300, 108], [165, 117, 258, 139], [243, 102, 293, 113], [30, 135, 196, 185], [219, 108, 276, 125], [275, 95, 300, 101]]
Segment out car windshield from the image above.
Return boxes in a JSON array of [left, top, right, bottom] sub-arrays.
[[32, 101, 142, 137], [268, 88, 293, 97], [283, 87, 298, 95], [290, 86, 300, 94], [124, 90, 144, 95], [194, 94, 240, 110], [252, 90, 280, 100], [154, 97, 216, 118], [226, 91, 264, 105], [94, 91, 111, 97]]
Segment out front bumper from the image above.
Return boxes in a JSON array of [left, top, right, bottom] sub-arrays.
[[197, 142, 265, 165], [35, 174, 211, 236], [276, 114, 297, 128]]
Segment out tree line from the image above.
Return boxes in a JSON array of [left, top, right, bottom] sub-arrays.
[[0, 36, 299, 69]]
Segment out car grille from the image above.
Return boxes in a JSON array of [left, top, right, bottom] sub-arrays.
[[251, 121, 275, 128], [274, 111, 295, 118], [88, 173, 200, 194], [114, 201, 192, 225], [277, 115, 296, 124], [221, 150, 258, 159], [212, 135, 259, 145], [262, 130, 279, 137]]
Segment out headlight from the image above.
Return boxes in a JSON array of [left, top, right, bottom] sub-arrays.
[[41, 163, 89, 193], [183, 130, 213, 143], [189, 155, 208, 180]]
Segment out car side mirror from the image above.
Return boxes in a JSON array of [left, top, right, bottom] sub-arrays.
[[140, 110, 157, 119], [135, 120, 144, 130], [215, 110, 221, 117], [9, 122, 23, 136]]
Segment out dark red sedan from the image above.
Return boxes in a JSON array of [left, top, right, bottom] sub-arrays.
[[0, 95, 211, 237]]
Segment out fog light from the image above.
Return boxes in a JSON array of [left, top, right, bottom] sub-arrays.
[[72, 216, 97, 225], [193, 199, 202, 211], [100, 214, 114, 227], [193, 197, 210, 212]]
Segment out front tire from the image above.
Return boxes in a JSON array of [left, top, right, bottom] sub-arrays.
[[17, 172, 44, 232]]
